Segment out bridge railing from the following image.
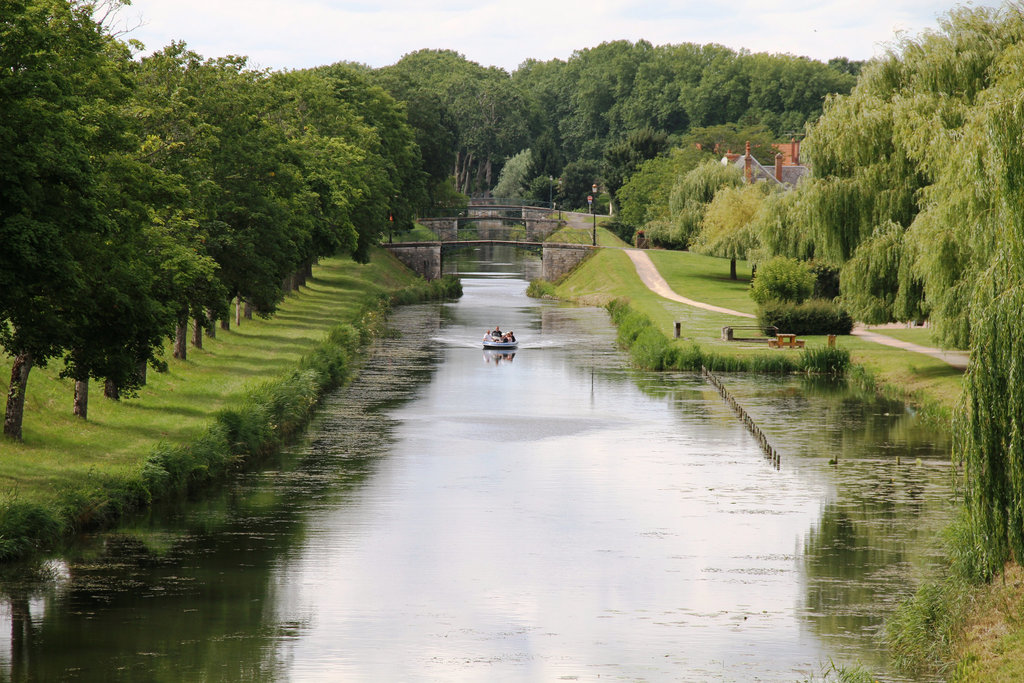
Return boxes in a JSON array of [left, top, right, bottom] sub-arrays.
[[417, 198, 555, 219], [468, 197, 554, 210]]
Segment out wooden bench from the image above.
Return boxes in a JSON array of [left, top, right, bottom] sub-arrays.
[[768, 333, 805, 349], [721, 325, 777, 342]]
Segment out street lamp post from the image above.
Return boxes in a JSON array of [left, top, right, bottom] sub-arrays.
[[548, 175, 553, 210], [591, 183, 598, 246], [587, 193, 594, 245]]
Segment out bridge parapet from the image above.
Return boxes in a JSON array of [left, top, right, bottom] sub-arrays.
[[417, 215, 560, 242]]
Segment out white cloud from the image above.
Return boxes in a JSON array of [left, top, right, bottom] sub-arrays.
[[119, 0, 997, 71]]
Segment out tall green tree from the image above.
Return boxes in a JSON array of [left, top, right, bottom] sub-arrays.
[[0, 0, 135, 438], [375, 50, 527, 198], [602, 127, 668, 211]]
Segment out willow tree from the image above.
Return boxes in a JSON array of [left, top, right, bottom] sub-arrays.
[[646, 159, 742, 249], [749, 186, 816, 262], [940, 29, 1024, 579], [794, 4, 1024, 332], [693, 183, 769, 279]]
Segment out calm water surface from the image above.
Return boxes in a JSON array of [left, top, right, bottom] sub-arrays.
[[0, 247, 954, 681]]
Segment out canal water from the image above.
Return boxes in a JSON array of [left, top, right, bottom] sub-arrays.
[[0, 246, 954, 681]]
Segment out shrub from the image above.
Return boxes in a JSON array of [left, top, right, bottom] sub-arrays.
[[758, 299, 854, 336], [811, 262, 840, 300], [799, 346, 851, 375], [0, 501, 63, 560], [602, 219, 636, 243], [751, 256, 815, 305]]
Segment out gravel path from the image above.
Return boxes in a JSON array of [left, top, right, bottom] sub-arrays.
[[623, 249, 755, 318]]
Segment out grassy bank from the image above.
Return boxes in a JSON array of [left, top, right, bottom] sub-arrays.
[[552, 248, 964, 414], [0, 249, 458, 558]]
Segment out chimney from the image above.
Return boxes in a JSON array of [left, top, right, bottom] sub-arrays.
[[791, 137, 800, 165], [775, 152, 783, 182], [744, 141, 752, 184]]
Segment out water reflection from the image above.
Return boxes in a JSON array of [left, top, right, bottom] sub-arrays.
[[0, 247, 953, 681]]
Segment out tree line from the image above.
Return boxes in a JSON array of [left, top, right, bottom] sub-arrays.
[[368, 42, 859, 211], [1, 0, 430, 439]]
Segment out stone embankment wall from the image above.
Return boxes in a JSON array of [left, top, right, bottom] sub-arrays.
[[542, 244, 594, 281], [387, 244, 442, 280]]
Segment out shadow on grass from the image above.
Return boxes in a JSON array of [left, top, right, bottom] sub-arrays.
[[270, 312, 341, 326], [909, 363, 965, 379], [122, 403, 210, 418], [197, 353, 304, 376]]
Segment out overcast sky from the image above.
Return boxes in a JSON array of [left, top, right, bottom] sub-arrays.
[[117, 1, 995, 72]]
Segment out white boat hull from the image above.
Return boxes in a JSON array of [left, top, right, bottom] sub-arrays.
[[482, 340, 518, 349]]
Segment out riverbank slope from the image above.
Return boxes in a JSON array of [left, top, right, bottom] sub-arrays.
[[0, 249, 429, 555], [554, 246, 965, 413]]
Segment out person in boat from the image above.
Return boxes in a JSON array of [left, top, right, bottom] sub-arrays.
[[504, 331, 516, 343], [491, 325, 502, 341]]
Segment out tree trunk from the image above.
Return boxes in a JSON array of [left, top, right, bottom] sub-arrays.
[[484, 158, 493, 194], [205, 309, 216, 339], [220, 317, 230, 332], [73, 379, 88, 419], [3, 352, 33, 441], [136, 359, 147, 386], [235, 297, 242, 327], [174, 322, 187, 360], [104, 378, 120, 401], [305, 261, 313, 279], [192, 317, 203, 349], [475, 162, 486, 196], [459, 151, 474, 194], [244, 301, 253, 320], [730, 258, 737, 281]]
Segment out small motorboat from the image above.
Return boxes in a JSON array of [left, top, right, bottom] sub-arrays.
[[482, 338, 518, 350], [483, 327, 518, 349]]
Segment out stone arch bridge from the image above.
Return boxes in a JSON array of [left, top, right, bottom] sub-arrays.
[[417, 203, 559, 243]]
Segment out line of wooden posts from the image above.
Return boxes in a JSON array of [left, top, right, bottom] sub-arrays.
[[701, 366, 781, 469]]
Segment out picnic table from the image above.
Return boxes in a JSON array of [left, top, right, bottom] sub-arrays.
[[768, 333, 805, 349]]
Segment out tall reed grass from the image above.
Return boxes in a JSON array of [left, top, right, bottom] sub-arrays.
[[606, 299, 848, 375]]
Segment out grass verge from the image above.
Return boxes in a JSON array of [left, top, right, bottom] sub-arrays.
[[0, 249, 460, 560]]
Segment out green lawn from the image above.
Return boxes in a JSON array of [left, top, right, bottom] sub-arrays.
[[547, 220, 628, 247], [555, 247, 965, 412], [867, 325, 966, 351], [645, 250, 757, 315], [0, 249, 419, 505]]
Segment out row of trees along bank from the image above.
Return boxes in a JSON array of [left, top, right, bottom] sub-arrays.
[[1, 0, 431, 440]]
